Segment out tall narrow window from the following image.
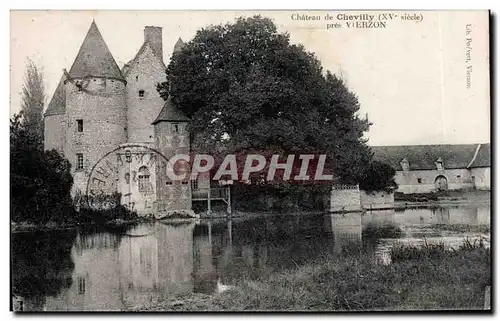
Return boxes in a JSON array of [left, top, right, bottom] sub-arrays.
[[77, 276, 86, 295], [138, 166, 150, 193], [173, 123, 179, 133], [76, 153, 84, 170], [138, 90, 145, 98], [77, 119, 83, 132]]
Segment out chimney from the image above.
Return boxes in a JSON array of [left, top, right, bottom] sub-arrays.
[[144, 26, 163, 60]]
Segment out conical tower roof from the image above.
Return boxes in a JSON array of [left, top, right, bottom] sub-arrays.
[[68, 21, 124, 81], [152, 97, 190, 124], [173, 38, 186, 53], [44, 74, 66, 116]]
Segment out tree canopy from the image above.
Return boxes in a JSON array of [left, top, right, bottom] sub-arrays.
[[10, 113, 74, 223], [158, 16, 397, 189], [159, 16, 374, 185], [20, 59, 45, 144]]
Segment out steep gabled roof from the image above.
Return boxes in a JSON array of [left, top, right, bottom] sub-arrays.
[[68, 21, 124, 81], [44, 74, 66, 116], [152, 97, 190, 124], [122, 41, 166, 77], [371, 144, 481, 170], [469, 143, 490, 168]]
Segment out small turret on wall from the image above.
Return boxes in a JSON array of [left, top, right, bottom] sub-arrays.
[[153, 97, 192, 212]]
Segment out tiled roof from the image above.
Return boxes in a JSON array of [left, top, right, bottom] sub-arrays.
[[68, 21, 124, 81], [469, 143, 490, 168], [44, 74, 66, 116], [371, 144, 486, 170], [152, 97, 190, 124]]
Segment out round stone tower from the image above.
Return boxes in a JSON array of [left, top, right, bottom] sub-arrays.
[[64, 21, 127, 195]]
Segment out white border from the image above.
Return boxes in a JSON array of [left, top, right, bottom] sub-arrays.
[[3, 1, 498, 320]]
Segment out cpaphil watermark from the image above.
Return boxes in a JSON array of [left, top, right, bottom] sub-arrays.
[[86, 148, 335, 211]]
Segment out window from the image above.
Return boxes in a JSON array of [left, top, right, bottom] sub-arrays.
[[165, 181, 172, 185], [191, 179, 199, 190], [77, 119, 83, 132], [138, 90, 145, 98], [76, 81, 83, 92], [76, 154, 84, 170], [417, 178, 422, 184], [182, 181, 188, 185], [77, 276, 86, 295], [135, 75, 139, 82], [138, 166, 150, 193], [173, 123, 179, 133], [457, 175, 461, 178]]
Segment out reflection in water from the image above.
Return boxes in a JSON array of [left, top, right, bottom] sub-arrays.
[[12, 230, 76, 311], [12, 204, 490, 311]]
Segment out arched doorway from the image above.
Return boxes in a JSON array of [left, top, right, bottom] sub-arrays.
[[434, 175, 448, 191]]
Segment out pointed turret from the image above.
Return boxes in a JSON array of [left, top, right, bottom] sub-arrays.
[[173, 38, 186, 53], [152, 97, 189, 124], [68, 21, 124, 81]]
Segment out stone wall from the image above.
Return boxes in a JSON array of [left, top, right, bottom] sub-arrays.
[[43, 114, 66, 154], [126, 44, 166, 144], [360, 190, 395, 210], [329, 185, 361, 212], [154, 121, 191, 211], [394, 168, 474, 194], [116, 144, 157, 216], [471, 167, 490, 190]]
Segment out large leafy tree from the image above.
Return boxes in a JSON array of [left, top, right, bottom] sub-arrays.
[[159, 16, 377, 185]]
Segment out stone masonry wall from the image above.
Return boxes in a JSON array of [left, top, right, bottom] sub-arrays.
[[126, 45, 166, 144], [394, 168, 474, 194], [330, 185, 361, 212], [44, 114, 66, 154]]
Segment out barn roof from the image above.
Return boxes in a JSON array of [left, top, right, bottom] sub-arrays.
[[44, 74, 66, 116], [469, 143, 490, 168], [371, 144, 488, 170], [68, 21, 124, 81]]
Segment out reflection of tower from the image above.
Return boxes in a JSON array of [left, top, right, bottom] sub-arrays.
[[44, 231, 122, 311], [331, 213, 362, 254], [432, 207, 450, 224], [477, 206, 491, 225], [118, 223, 195, 305], [193, 223, 216, 293]]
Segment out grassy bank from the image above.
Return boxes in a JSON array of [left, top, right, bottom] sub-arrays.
[[130, 240, 490, 312]]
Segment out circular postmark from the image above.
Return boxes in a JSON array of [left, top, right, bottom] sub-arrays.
[[85, 144, 172, 211]]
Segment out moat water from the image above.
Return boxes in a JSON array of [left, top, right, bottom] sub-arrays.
[[12, 204, 490, 311]]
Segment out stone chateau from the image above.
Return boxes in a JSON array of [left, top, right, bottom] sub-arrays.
[[43, 21, 198, 215]]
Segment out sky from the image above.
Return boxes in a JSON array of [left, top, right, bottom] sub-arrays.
[[10, 10, 490, 146]]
